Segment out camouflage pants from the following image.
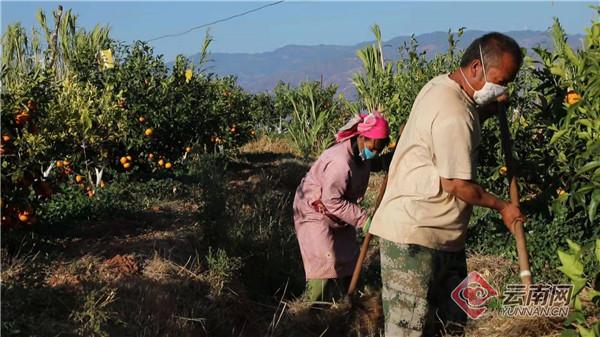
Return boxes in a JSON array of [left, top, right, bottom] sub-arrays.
[[380, 239, 467, 337]]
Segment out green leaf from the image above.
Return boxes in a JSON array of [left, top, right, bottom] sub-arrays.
[[590, 190, 600, 223], [564, 45, 581, 67], [590, 199, 599, 224], [557, 250, 585, 278], [566, 239, 582, 254], [593, 322, 600, 337], [551, 129, 568, 144], [565, 311, 586, 325], [571, 275, 587, 297], [596, 239, 600, 264], [560, 329, 579, 337], [575, 324, 595, 337], [579, 119, 593, 129], [577, 132, 591, 141], [550, 65, 566, 77], [574, 295, 584, 311]]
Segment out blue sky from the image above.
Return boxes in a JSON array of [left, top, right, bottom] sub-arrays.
[[2, 1, 597, 61]]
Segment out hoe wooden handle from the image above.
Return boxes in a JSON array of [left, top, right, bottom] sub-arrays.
[[347, 124, 405, 296], [498, 107, 532, 285]]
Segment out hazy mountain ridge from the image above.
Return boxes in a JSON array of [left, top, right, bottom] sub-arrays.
[[182, 30, 583, 96]]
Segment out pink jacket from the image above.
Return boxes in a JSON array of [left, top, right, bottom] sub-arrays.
[[293, 139, 370, 279]]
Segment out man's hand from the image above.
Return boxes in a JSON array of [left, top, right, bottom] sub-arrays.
[[440, 178, 526, 235], [499, 202, 526, 234]]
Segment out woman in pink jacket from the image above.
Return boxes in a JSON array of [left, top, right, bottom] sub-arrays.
[[293, 111, 390, 301]]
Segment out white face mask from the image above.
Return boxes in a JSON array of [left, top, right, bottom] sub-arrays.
[[460, 44, 508, 106]]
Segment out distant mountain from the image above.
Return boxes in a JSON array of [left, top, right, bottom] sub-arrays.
[[182, 30, 584, 97]]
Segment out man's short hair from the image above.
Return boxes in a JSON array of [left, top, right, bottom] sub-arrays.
[[460, 32, 523, 69]]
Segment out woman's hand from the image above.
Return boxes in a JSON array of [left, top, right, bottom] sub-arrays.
[[312, 200, 327, 214], [362, 216, 372, 233]]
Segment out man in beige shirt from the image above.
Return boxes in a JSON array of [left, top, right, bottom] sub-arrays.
[[369, 32, 526, 336]]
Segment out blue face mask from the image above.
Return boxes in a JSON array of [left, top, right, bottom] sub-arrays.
[[360, 147, 377, 161]]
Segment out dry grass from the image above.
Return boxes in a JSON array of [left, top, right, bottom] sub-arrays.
[[143, 252, 178, 281], [239, 135, 299, 155], [467, 253, 515, 290], [466, 312, 563, 337], [0, 248, 36, 284], [276, 289, 383, 337]]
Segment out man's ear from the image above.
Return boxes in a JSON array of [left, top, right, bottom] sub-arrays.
[[469, 60, 479, 77], [471, 59, 485, 80]]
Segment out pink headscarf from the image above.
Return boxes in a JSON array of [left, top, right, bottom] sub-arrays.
[[335, 111, 390, 143]]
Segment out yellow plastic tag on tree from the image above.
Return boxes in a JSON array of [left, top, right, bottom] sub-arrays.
[[99, 49, 114, 70], [185, 69, 193, 83]]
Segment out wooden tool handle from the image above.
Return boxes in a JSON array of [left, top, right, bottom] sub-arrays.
[[347, 124, 405, 296], [498, 107, 532, 285], [347, 232, 373, 295], [347, 174, 387, 296]]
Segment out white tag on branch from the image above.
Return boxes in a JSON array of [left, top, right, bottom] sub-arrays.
[[94, 167, 104, 187], [42, 162, 55, 178]]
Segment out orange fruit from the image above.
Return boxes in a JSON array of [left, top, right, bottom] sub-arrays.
[[120, 156, 129, 164], [158, 159, 165, 167], [499, 166, 508, 176], [18, 211, 30, 223], [250, 130, 256, 136], [2, 134, 12, 143], [56, 160, 64, 168], [185, 147, 192, 153], [15, 112, 30, 126], [75, 175, 84, 183], [165, 162, 172, 169], [144, 128, 154, 137], [87, 190, 95, 198], [123, 162, 132, 169], [557, 188, 567, 197], [139, 116, 145, 123], [126, 155, 132, 162], [566, 90, 581, 105], [63, 160, 70, 166]]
